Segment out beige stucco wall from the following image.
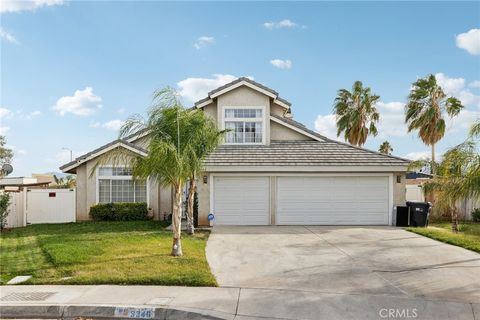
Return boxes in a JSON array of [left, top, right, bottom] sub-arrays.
[[200, 85, 297, 145], [74, 156, 164, 221], [159, 185, 172, 220], [270, 102, 287, 116], [393, 173, 406, 206], [270, 120, 313, 141], [217, 86, 271, 144], [202, 102, 218, 123], [197, 174, 210, 226], [75, 164, 89, 220]]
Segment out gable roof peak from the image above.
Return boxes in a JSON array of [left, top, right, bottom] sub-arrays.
[[194, 76, 291, 108]]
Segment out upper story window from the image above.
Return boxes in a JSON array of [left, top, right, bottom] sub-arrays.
[[224, 108, 263, 144], [97, 167, 147, 204]]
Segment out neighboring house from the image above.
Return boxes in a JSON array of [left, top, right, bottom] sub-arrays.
[[60, 77, 410, 226], [32, 173, 57, 186]]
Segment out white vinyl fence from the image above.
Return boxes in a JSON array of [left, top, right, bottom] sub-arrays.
[[26, 189, 75, 224], [406, 184, 425, 202], [457, 198, 480, 221], [2, 188, 76, 228], [4, 192, 26, 228]]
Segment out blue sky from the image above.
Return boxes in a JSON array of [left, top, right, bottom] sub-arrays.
[[1, 1, 479, 176]]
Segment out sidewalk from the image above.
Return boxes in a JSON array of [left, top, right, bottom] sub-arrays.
[[0, 285, 478, 320]]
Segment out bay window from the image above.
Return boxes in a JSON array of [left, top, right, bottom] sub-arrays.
[[97, 167, 147, 203], [224, 108, 264, 144]]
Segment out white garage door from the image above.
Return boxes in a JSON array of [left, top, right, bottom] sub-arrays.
[[213, 177, 270, 225], [276, 176, 389, 225]]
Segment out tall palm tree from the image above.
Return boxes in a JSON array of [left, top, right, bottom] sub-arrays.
[[184, 110, 226, 235], [333, 81, 380, 146], [379, 141, 393, 155], [405, 74, 464, 172]]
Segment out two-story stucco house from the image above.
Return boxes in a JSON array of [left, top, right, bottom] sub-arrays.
[[61, 77, 410, 226]]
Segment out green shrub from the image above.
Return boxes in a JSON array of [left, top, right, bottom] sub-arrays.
[[90, 202, 149, 221], [472, 208, 480, 222], [0, 193, 11, 231]]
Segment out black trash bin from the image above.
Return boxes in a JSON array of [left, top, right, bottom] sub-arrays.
[[395, 206, 409, 227], [406, 201, 431, 227]]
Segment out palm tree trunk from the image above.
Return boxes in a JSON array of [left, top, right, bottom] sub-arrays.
[[426, 144, 436, 204], [186, 176, 196, 235], [451, 206, 459, 234], [431, 144, 435, 174], [171, 183, 183, 256]]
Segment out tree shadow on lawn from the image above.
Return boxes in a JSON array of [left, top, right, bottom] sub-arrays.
[[23, 220, 170, 236]]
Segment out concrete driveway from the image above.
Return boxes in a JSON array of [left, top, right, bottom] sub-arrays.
[[206, 226, 480, 304]]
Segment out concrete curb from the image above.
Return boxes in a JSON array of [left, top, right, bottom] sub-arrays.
[[0, 304, 233, 320]]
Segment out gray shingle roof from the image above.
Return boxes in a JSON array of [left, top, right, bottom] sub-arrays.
[[205, 140, 410, 167], [194, 77, 292, 107], [271, 114, 326, 141]]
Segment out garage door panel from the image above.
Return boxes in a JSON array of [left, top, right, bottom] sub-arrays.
[[276, 176, 389, 225], [213, 177, 270, 225]]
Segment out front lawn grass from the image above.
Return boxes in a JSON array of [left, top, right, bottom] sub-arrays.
[[406, 222, 480, 253], [0, 221, 217, 286]]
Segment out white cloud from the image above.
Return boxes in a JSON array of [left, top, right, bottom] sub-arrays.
[[90, 119, 125, 130], [0, 107, 14, 120], [177, 74, 244, 103], [89, 121, 101, 128], [456, 28, 480, 55], [375, 102, 408, 137], [55, 149, 73, 164], [194, 36, 215, 50], [270, 59, 292, 69], [314, 114, 337, 139], [0, 28, 18, 44], [102, 119, 125, 131], [435, 73, 480, 108], [404, 151, 431, 161], [435, 73, 465, 93], [23, 110, 42, 119], [7, 145, 27, 156], [117, 107, 126, 114], [263, 19, 302, 29], [0, 0, 64, 13], [48, 148, 84, 166], [0, 127, 10, 135], [445, 109, 480, 133], [469, 80, 480, 88], [52, 87, 102, 116], [10, 109, 42, 120]]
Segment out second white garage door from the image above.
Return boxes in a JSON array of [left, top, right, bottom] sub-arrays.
[[276, 176, 390, 225], [213, 177, 270, 225]]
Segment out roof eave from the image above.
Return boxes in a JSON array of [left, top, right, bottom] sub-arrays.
[[193, 77, 291, 109], [59, 140, 147, 173]]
